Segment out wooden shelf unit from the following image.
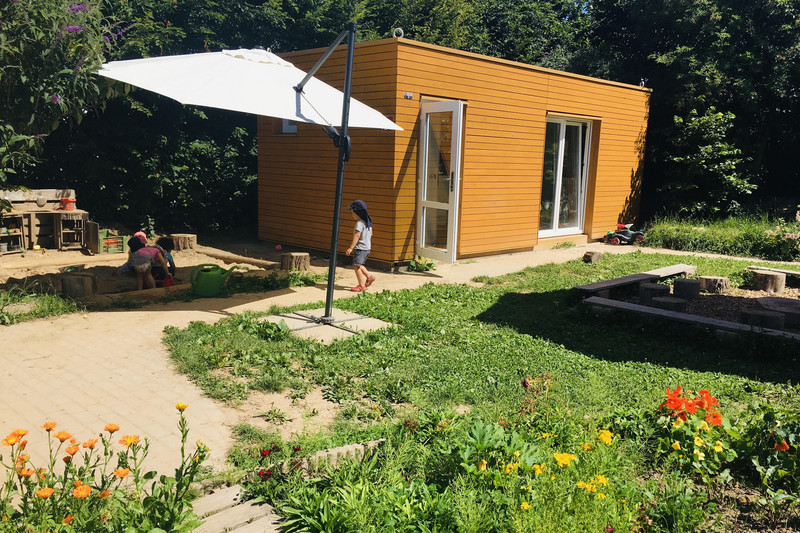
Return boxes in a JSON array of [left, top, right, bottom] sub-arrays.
[[0, 213, 26, 254]]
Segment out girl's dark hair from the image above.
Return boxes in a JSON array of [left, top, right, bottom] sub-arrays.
[[156, 236, 175, 251], [128, 236, 144, 252]]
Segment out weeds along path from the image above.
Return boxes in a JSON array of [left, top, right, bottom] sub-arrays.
[[0, 243, 646, 477]]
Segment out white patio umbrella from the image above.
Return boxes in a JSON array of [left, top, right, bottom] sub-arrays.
[[99, 25, 394, 321], [98, 48, 401, 130]]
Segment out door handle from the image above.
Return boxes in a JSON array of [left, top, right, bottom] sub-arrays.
[[450, 172, 454, 192]]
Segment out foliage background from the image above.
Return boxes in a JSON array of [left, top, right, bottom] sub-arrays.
[[2, 0, 799, 231]]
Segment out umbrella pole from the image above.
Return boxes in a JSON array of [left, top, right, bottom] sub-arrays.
[[322, 23, 356, 322]]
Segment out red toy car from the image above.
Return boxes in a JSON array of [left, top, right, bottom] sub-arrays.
[[605, 224, 644, 245]]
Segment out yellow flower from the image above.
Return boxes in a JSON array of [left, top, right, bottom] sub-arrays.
[[694, 436, 704, 447], [693, 450, 705, 461], [504, 462, 520, 474], [700, 421, 709, 431], [671, 441, 681, 451], [513, 450, 521, 457], [714, 441, 724, 452], [532, 463, 546, 476], [594, 474, 609, 486], [541, 433, 553, 439], [550, 475, 556, 481], [673, 417, 684, 429], [598, 429, 614, 445], [597, 493, 606, 500], [553, 453, 577, 467], [520, 501, 531, 511], [176, 402, 189, 412], [580, 442, 593, 451], [477, 460, 487, 471], [577, 481, 597, 492]]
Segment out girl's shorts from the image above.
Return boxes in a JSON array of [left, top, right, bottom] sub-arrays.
[[352, 249, 370, 266]]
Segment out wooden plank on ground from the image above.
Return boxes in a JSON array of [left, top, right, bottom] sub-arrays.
[[192, 485, 244, 518], [583, 296, 800, 342], [747, 266, 800, 277], [574, 273, 657, 296], [644, 264, 697, 278], [231, 514, 282, 533], [193, 501, 276, 533]]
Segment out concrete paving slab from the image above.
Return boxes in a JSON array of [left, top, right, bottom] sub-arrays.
[[263, 307, 392, 344]]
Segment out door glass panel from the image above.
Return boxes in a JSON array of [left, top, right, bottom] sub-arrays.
[[424, 112, 452, 204], [559, 124, 582, 228], [422, 207, 448, 250], [539, 122, 560, 232]]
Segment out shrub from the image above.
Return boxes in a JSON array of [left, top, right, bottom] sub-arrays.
[[408, 256, 437, 272]]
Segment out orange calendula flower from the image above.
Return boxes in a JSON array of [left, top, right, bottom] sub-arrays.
[[73, 485, 91, 499], [53, 431, 72, 442], [65, 445, 79, 456], [63, 515, 74, 524], [41, 421, 57, 432], [775, 440, 790, 451], [113, 468, 130, 479], [11, 429, 28, 438], [100, 490, 111, 499], [119, 435, 140, 448], [83, 439, 98, 449], [18, 440, 27, 450], [17, 468, 35, 478], [2, 435, 19, 446], [104, 423, 120, 434], [36, 487, 54, 499], [176, 402, 189, 412]]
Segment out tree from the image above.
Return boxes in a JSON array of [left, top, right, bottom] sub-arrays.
[[0, 0, 116, 186]]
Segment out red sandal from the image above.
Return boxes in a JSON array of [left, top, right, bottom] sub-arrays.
[[351, 285, 366, 292], [365, 275, 376, 288]]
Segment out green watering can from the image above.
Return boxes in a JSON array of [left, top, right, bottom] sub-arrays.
[[190, 264, 240, 297]]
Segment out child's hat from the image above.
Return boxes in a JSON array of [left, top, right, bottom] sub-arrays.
[[347, 200, 372, 228]]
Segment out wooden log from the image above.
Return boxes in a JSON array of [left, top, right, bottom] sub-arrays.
[[674, 278, 701, 300], [699, 276, 730, 293], [757, 297, 800, 328], [651, 296, 687, 312], [169, 233, 196, 251], [740, 309, 785, 330], [582, 251, 603, 263], [281, 252, 310, 271], [751, 270, 785, 293], [62, 274, 96, 298], [639, 282, 670, 306]]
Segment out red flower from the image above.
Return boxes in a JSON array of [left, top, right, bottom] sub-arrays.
[[261, 449, 270, 456], [293, 446, 301, 452], [706, 410, 723, 426], [775, 440, 790, 452]]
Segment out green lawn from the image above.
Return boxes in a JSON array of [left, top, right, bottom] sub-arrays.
[[167, 251, 800, 531]]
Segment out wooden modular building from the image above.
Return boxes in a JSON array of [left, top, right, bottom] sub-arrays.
[[257, 37, 650, 266]]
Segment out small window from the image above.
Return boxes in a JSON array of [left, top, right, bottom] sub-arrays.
[[282, 119, 297, 134]]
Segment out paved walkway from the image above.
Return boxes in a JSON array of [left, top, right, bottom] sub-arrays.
[[0, 243, 753, 475]]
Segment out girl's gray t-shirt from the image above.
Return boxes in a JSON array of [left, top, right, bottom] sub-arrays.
[[354, 220, 371, 250]]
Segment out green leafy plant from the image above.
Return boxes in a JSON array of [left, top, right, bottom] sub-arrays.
[[408, 256, 437, 272], [0, 403, 208, 531]]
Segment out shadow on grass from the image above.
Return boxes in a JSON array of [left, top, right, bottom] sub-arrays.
[[476, 288, 800, 384]]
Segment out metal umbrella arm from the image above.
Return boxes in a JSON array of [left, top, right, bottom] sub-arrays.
[[294, 22, 357, 323]]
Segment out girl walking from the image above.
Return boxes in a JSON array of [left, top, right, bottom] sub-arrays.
[[345, 200, 375, 292]]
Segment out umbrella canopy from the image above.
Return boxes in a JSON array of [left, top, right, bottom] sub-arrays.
[[98, 48, 401, 130]]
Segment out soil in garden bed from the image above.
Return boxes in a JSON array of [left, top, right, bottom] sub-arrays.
[[628, 286, 800, 334]]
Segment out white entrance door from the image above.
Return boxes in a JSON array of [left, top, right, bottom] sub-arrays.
[[538, 118, 591, 237], [417, 100, 464, 263]]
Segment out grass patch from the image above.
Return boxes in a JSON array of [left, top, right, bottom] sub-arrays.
[[644, 215, 800, 261], [0, 286, 83, 324], [166, 251, 800, 530]]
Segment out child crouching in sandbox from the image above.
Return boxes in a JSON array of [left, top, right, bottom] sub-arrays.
[[127, 237, 170, 290]]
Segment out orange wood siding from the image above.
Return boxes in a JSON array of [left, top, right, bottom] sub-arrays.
[[257, 38, 650, 263]]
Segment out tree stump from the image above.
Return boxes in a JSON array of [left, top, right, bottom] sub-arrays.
[[639, 283, 670, 306], [169, 233, 197, 251], [699, 276, 730, 293], [674, 278, 701, 300], [62, 274, 96, 298], [740, 309, 785, 330], [582, 251, 603, 263], [281, 252, 310, 271], [751, 270, 785, 293], [651, 296, 687, 312]]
